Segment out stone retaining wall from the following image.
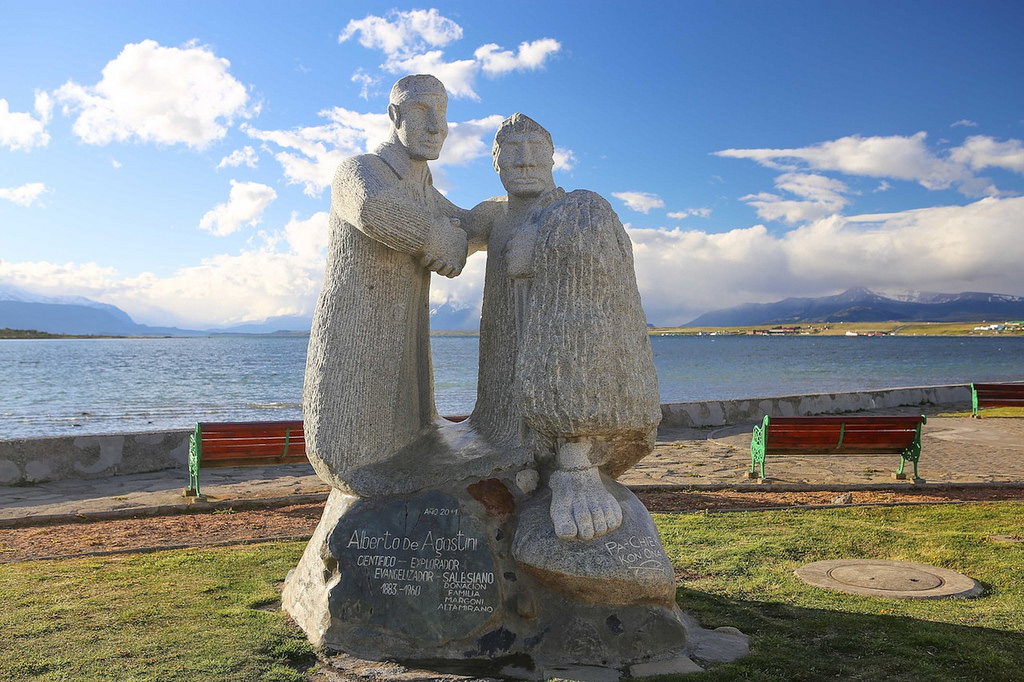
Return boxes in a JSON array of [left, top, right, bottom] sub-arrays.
[[0, 384, 972, 486], [659, 384, 971, 428], [0, 430, 191, 486]]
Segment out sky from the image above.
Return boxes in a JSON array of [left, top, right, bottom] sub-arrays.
[[1, 0, 1023, 329]]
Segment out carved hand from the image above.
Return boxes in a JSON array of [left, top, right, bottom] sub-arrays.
[[420, 218, 468, 278]]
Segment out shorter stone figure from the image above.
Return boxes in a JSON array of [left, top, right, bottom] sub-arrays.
[[471, 113, 662, 541]]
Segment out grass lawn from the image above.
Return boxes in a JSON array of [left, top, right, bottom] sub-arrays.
[[2, 503, 1023, 681]]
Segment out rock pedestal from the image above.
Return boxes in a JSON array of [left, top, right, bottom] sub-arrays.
[[283, 469, 748, 679]]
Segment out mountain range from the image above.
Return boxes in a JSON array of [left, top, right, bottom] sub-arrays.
[[684, 287, 1024, 327], [0, 284, 482, 335], [5, 284, 1024, 335]]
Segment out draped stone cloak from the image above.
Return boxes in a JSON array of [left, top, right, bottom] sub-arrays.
[[473, 189, 662, 478], [516, 190, 661, 476], [303, 141, 462, 493]]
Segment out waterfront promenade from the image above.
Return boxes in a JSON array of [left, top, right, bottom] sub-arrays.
[[2, 401, 1021, 525]]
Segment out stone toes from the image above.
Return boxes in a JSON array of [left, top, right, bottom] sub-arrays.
[[590, 506, 609, 536]]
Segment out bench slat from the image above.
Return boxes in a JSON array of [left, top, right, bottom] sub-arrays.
[[198, 454, 311, 468], [199, 443, 307, 459]]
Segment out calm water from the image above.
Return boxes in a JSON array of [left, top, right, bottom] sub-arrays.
[[2, 334, 1022, 439]]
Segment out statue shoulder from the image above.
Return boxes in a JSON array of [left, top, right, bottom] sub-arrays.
[[564, 189, 616, 214], [464, 196, 506, 252], [540, 189, 621, 230], [469, 196, 507, 222], [333, 153, 389, 183]]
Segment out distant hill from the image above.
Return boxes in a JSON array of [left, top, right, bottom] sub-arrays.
[[685, 287, 1024, 327], [430, 301, 480, 331], [0, 284, 197, 336], [212, 315, 313, 335], [0, 284, 483, 335]]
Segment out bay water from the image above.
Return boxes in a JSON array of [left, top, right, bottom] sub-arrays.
[[2, 334, 1021, 439]]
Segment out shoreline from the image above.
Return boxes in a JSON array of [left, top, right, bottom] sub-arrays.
[[4, 322, 1023, 340], [0, 383, 976, 487]]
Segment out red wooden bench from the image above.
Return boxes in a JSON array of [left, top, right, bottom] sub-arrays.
[[184, 420, 307, 497], [971, 383, 1024, 417], [749, 414, 926, 482], [183, 415, 471, 497]]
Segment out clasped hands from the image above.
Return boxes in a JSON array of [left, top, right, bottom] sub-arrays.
[[420, 217, 468, 278]]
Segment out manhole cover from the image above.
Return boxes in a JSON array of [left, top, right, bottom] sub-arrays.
[[794, 560, 982, 599]]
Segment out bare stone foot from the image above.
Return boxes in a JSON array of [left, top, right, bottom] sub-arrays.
[[549, 467, 623, 541]]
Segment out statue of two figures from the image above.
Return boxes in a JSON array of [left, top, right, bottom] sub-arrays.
[[283, 75, 747, 679]]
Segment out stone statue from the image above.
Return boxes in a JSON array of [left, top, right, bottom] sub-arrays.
[[302, 74, 467, 493], [469, 113, 662, 542], [284, 80, 748, 679]]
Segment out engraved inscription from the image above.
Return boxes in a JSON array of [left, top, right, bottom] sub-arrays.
[[329, 491, 500, 641], [604, 535, 668, 577]]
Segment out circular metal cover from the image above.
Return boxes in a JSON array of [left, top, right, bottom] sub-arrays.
[[794, 559, 982, 599]]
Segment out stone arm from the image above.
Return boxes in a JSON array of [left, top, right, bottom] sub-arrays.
[[332, 156, 467, 276], [463, 197, 507, 255]]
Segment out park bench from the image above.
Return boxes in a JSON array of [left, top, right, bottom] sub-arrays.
[[185, 420, 307, 498], [971, 382, 1024, 418], [183, 416, 471, 497], [748, 414, 926, 481]]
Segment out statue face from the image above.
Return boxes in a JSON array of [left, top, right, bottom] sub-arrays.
[[394, 94, 448, 161], [495, 132, 555, 198]]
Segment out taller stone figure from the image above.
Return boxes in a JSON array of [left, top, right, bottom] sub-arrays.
[[303, 74, 467, 493]]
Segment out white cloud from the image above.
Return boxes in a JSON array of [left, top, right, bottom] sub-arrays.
[[198, 180, 277, 236], [5, 196, 1023, 329], [667, 207, 711, 220], [284, 211, 329, 261], [54, 39, 253, 149], [950, 135, 1024, 173], [340, 9, 462, 57], [951, 119, 978, 128], [244, 109, 389, 196], [340, 9, 560, 100], [217, 145, 259, 169], [384, 51, 482, 100], [740, 172, 850, 224], [0, 97, 50, 150], [248, 109, 501, 196], [0, 215, 328, 328], [553, 147, 577, 172], [717, 131, 1024, 214], [438, 115, 505, 167], [351, 70, 379, 100], [612, 191, 666, 214], [0, 182, 47, 207], [627, 195, 1024, 324], [716, 132, 965, 191], [474, 39, 561, 76]]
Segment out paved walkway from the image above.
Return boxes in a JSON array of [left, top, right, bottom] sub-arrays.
[[2, 406, 1022, 525]]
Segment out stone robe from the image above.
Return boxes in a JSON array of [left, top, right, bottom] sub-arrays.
[[304, 141, 462, 493], [472, 189, 661, 476]]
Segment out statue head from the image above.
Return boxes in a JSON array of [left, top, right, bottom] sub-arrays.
[[492, 113, 556, 199], [388, 74, 448, 161]]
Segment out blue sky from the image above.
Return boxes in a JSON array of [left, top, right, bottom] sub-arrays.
[[2, 1, 1023, 328]]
